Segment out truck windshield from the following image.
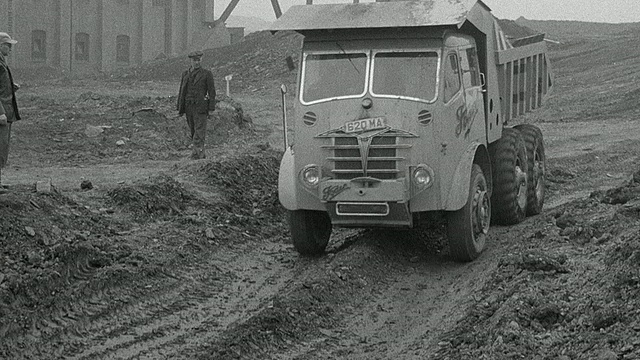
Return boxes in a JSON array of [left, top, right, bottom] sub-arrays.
[[372, 51, 439, 101], [302, 53, 368, 103]]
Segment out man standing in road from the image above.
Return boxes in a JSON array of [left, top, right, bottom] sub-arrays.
[[0, 32, 21, 194], [176, 50, 216, 160]]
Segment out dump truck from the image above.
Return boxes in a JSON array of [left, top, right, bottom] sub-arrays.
[[270, 0, 553, 262]]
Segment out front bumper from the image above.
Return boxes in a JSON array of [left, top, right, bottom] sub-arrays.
[[318, 178, 412, 227]]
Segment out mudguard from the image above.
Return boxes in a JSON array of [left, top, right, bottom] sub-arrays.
[[444, 142, 484, 211], [278, 146, 298, 210]]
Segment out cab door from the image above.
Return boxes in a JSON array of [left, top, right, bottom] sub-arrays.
[[436, 51, 468, 206]]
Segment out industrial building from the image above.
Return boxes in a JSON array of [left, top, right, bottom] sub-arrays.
[[0, 0, 242, 74]]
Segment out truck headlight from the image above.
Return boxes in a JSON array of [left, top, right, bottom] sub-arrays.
[[300, 164, 320, 187], [413, 165, 434, 189]]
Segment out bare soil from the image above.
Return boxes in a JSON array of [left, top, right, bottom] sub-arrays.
[[2, 23, 640, 360]]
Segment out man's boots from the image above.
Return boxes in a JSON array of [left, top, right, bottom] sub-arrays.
[[190, 147, 206, 160]]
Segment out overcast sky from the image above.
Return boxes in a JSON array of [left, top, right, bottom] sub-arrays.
[[219, 0, 640, 24]]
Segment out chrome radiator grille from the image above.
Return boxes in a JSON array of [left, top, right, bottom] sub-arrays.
[[320, 131, 414, 180]]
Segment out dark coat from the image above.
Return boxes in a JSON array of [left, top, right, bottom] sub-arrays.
[[176, 67, 216, 115], [0, 53, 20, 122]]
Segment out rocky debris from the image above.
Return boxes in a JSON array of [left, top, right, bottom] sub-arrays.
[[500, 251, 570, 273], [132, 107, 166, 119], [80, 180, 93, 190], [107, 173, 191, 218], [547, 166, 578, 183], [85, 125, 104, 137], [554, 210, 577, 229], [591, 181, 640, 205], [24, 226, 36, 237], [216, 95, 253, 128], [35, 179, 53, 193]]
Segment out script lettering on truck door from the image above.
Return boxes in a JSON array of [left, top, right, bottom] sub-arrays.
[[455, 104, 478, 138]]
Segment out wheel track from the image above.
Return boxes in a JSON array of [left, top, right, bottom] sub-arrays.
[[1, 241, 295, 360], [63, 242, 295, 360]]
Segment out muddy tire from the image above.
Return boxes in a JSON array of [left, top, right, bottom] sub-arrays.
[[514, 124, 546, 215], [489, 127, 528, 225], [289, 210, 332, 256], [446, 164, 491, 262]]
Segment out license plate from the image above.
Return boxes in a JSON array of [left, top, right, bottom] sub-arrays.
[[344, 117, 387, 133]]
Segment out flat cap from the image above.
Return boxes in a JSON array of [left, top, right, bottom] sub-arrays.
[[0, 32, 17, 45], [188, 50, 203, 59]]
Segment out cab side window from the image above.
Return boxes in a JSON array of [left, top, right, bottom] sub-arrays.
[[444, 53, 461, 102], [460, 47, 481, 88]]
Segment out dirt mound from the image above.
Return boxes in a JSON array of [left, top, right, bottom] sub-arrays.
[[108, 173, 195, 219], [0, 148, 286, 355], [196, 148, 285, 233], [434, 174, 640, 360]]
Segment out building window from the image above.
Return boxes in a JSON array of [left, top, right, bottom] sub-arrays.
[[75, 32, 90, 61], [32, 30, 47, 61], [116, 35, 130, 63]]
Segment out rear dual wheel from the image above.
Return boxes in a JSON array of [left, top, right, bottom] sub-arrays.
[[514, 124, 546, 215], [490, 127, 529, 225]]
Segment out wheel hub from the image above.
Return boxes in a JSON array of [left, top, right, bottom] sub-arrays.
[[534, 156, 545, 201], [515, 165, 527, 209], [473, 189, 490, 235]]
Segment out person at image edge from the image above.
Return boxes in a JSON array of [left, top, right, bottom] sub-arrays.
[[0, 32, 21, 194]]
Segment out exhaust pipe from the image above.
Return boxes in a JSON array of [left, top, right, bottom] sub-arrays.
[[280, 84, 289, 150]]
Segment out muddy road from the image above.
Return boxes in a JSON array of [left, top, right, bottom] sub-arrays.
[[3, 24, 640, 360]]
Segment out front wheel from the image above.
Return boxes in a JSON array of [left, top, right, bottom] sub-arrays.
[[289, 210, 332, 256], [446, 164, 491, 262]]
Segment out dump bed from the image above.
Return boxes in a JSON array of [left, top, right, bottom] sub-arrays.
[[496, 35, 552, 124]]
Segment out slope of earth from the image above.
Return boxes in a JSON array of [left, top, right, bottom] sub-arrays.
[[2, 19, 640, 360], [516, 18, 640, 42], [117, 30, 301, 93]]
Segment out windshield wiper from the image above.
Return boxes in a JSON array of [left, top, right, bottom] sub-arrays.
[[335, 42, 361, 75]]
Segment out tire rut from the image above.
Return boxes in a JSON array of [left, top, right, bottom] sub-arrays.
[[66, 244, 294, 360], [3, 242, 295, 360]]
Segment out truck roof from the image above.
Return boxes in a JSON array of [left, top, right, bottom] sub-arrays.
[[270, 0, 492, 32]]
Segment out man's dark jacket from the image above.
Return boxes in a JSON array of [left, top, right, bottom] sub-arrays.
[[0, 53, 20, 122], [176, 67, 216, 115]]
